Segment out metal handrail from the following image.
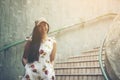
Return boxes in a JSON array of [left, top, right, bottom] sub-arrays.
[[0, 40, 26, 52], [0, 13, 117, 53], [98, 34, 109, 80]]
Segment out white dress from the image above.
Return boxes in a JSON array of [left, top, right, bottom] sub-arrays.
[[22, 37, 56, 80]]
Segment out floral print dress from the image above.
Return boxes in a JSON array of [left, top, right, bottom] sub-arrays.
[[22, 37, 56, 80]]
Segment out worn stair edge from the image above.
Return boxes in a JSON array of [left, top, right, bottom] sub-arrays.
[[67, 59, 105, 62], [68, 54, 105, 59], [79, 48, 105, 54], [54, 64, 105, 68], [55, 73, 103, 76], [55, 59, 104, 64], [55, 66, 103, 69]]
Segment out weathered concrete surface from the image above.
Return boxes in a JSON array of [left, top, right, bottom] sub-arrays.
[[105, 15, 120, 80]]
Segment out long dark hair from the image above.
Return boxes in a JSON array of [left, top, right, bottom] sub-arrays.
[[27, 21, 49, 63]]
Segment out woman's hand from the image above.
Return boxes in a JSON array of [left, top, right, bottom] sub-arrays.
[[22, 58, 28, 67]]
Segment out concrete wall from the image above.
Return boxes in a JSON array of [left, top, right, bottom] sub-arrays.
[[105, 15, 120, 79], [55, 15, 115, 60], [0, 0, 120, 80]]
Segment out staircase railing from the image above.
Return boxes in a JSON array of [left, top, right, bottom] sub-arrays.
[[0, 13, 117, 53], [98, 34, 109, 80]]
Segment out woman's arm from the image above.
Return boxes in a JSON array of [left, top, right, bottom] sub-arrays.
[[22, 40, 31, 66], [22, 58, 27, 66], [50, 42, 57, 66]]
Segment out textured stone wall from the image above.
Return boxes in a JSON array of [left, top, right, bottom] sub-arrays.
[[0, 0, 28, 79], [105, 15, 120, 79], [0, 0, 52, 79]]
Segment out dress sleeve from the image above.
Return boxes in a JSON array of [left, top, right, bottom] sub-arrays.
[[51, 37, 56, 43]]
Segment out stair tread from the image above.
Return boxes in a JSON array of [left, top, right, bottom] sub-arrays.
[[68, 54, 105, 59], [55, 66, 103, 69], [55, 73, 103, 76], [80, 48, 105, 53], [55, 59, 104, 64], [68, 58, 105, 62]]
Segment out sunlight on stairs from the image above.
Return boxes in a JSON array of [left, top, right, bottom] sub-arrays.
[[54, 48, 105, 80]]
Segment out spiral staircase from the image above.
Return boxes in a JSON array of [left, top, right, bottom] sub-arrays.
[[54, 48, 105, 80], [0, 13, 120, 80]]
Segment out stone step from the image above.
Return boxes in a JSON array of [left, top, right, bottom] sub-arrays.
[[55, 66, 102, 75], [79, 48, 105, 54], [75, 48, 105, 57], [55, 60, 104, 68], [54, 48, 105, 80], [55, 74, 104, 80], [68, 54, 105, 61]]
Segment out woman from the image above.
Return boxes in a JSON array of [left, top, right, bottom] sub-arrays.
[[22, 18, 57, 80]]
